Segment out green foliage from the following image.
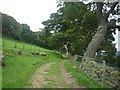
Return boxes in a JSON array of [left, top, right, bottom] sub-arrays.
[[2, 13, 49, 48], [34, 31, 48, 48], [48, 32, 67, 51], [42, 2, 98, 55], [42, 2, 117, 66], [20, 24, 36, 44], [2, 13, 21, 40]]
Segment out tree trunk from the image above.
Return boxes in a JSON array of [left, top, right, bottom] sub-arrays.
[[80, 24, 107, 69]]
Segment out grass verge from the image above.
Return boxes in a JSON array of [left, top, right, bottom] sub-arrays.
[[64, 61, 105, 89]]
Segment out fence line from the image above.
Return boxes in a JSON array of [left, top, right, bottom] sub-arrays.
[[2, 38, 41, 52]]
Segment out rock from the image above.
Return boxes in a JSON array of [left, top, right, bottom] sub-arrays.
[[31, 51, 36, 55], [70, 75, 72, 78], [40, 52, 47, 56], [17, 50, 21, 55], [35, 51, 39, 55], [107, 67, 114, 72], [73, 66, 77, 69], [0, 51, 5, 66]]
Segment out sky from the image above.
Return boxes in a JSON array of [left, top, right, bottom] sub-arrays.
[[113, 30, 119, 51], [0, 0, 119, 50], [0, 0, 58, 32]]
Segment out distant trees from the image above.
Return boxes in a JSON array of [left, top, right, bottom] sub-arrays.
[[2, 13, 53, 49], [2, 13, 40, 46], [34, 30, 49, 48], [48, 32, 67, 51], [2, 13, 21, 40], [20, 24, 36, 44]]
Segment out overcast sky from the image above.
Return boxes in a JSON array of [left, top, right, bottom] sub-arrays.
[[118, 30, 120, 51], [0, 0, 58, 32]]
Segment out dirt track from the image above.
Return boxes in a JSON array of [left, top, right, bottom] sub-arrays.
[[27, 61, 81, 88]]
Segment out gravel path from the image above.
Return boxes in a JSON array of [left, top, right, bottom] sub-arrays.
[[27, 61, 81, 88]]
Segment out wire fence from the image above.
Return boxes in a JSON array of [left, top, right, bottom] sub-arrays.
[[2, 38, 41, 52]]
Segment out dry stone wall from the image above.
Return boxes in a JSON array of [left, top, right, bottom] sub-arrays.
[[81, 60, 120, 89]]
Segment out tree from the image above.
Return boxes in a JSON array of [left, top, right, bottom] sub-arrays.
[[2, 13, 21, 40], [20, 24, 35, 44], [48, 32, 68, 51], [42, 1, 119, 66], [42, 2, 97, 54], [2, 12, 43, 46], [80, 2, 120, 69], [34, 30, 49, 48]]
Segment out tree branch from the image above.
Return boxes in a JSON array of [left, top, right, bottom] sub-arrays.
[[117, 25, 120, 31], [105, 2, 119, 20], [96, 2, 104, 24], [107, 21, 120, 31]]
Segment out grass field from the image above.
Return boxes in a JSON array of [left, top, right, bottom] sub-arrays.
[[1, 38, 61, 88], [1, 38, 103, 88], [2, 38, 52, 53]]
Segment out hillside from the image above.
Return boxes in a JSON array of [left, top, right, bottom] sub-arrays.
[[1, 12, 48, 49], [1, 38, 102, 88], [1, 1, 120, 89]]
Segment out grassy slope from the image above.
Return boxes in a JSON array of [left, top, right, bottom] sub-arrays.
[[2, 38, 61, 88], [1, 38, 103, 88]]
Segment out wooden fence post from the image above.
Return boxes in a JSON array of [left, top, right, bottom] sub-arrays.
[[14, 40, 17, 48], [23, 43, 25, 49], [2, 38, 5, 47]]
